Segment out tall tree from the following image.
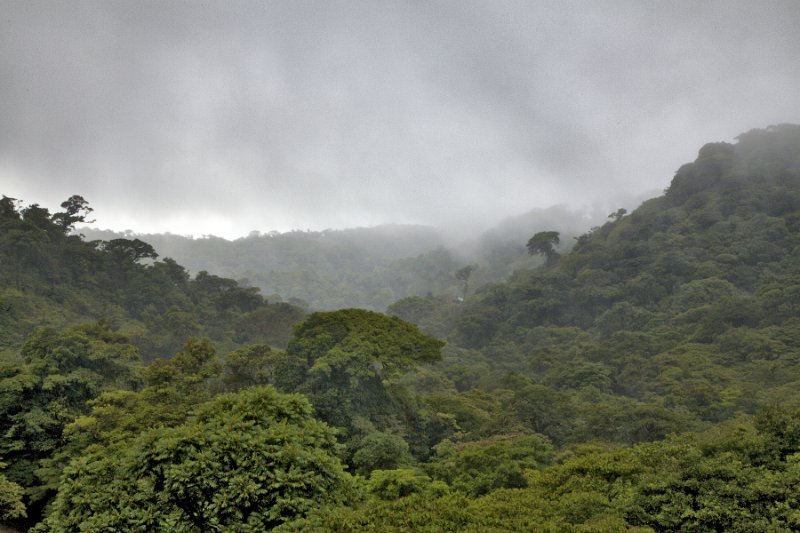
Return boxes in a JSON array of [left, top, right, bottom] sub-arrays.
[[526, 231, 561, 267], [50, 195, 93, 233], [455, 264, 477, 300]]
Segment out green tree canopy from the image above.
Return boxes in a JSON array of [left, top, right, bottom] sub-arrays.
[[44, 386, 360, 532], [278, 309, 445, 459]]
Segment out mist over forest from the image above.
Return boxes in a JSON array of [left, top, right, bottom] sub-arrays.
[[5, 124, 800, 531], [3, 2, 799, 237], [3, 1, 800, 531], [79, 200, 645, 311]]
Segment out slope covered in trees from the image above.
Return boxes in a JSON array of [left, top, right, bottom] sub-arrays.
[[3, 124, 800, 531], [0, 196, 305, 360], [81, 204, 605, 311], [391, 124, 800, 443]]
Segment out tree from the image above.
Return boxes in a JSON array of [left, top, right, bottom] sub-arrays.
[[0, 466, 25, 522], [0, 196, 20, 220], [455, 265, 477, 300], [50, 195, 94, 233], [220, 343, 280, 391], [0, 324, 141, 523], [100, 238, 159, 264], [526, 231, 561, 267], [279, 309, 444, 445], [608, 208, 627, 222], [44, 387, 360, 532], [351, 430, 414, 475], [427, 435, 552, 496]]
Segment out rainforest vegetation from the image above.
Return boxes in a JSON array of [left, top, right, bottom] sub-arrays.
[[79, 203, 608, 312], [3, 124, 800, 531]]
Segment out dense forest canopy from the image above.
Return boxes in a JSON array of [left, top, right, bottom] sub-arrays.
[[79, 203, 611, 312], [3, 124, 800, 530]]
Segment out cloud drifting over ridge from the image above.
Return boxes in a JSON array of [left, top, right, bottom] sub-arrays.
[[1, 0, 799, 237]]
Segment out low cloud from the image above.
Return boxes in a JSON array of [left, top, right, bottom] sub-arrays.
[[2, 0, 799, 237]]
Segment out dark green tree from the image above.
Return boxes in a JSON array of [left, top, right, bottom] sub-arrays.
[[100, 238, 158, 264], [526, 231, 561, 266], [50, 195, 93, 233]]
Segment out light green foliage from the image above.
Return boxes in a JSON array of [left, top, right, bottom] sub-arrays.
[[367, 468, 439, 501], [427, 434, 552, 496], [289, 309, 443, 380], [0, 464, 25, 521], [65, 338, 222, 451], [220, 343, 282, 391], [350, 429, 414, 475], [305, 411, 800, 531], [0, 323, 141, 519], [288, 481, 636, 532], [44, 386, 360, 532], [623, 414, 800, 531], [158, 337, 221, 386]]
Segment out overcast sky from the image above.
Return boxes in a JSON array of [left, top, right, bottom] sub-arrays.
[[2, 1, 799, 238]]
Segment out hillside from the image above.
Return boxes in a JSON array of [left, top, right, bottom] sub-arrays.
[[3, 124, 800, 531], [393, 123, 800, 437], [80, 205, 611, 311], [0, 198, 305, 359]]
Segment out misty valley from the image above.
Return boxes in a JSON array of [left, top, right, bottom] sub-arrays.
[[0, 125, 800, 530]]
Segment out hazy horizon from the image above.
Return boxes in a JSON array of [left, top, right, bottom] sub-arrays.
[[3, 1, 799, 239]]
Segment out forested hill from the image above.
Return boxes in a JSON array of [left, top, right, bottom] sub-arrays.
[[389, 123, 800, 437], [80, 205, 608, 311], [0, 196, 305, 359], [312, 123, 800, 530], [393, 125, 800, 414], [445, 123, 800, 350], [79, 224, 451, 311], [5, 124, 800, 531]]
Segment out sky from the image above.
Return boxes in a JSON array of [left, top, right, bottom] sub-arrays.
[[2, 1, 799, 239]]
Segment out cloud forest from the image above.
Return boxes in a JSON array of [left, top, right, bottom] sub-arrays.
[[2, 124, 800, 530]]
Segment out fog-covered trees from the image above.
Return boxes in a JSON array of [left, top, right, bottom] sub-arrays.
[[4, 126, 800, 530], [526, 230, 560, 266], [455, 264, 476, 299], [279, 309, 443, 434]]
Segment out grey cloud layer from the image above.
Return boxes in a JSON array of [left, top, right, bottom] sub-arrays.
[[2, 0, 799, 236]]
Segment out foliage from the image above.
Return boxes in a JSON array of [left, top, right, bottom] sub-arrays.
[[0, 194, 305, 360], [0, 323, 141, 521], [279, 309, 443, 433], [426, 434, 553, 496], [5, 126, 800, 529], [366, 468, 440, 501], [43, 386, 361, 532], [0, 465, 25, 522], [526, 230, 561, 266]]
